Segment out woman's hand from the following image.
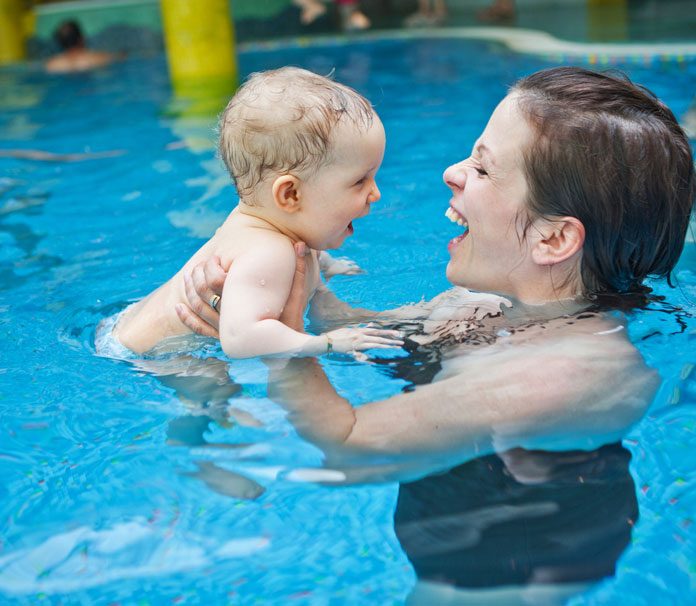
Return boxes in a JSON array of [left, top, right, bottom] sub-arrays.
[[279, 242, 310, 332], [176, 255, 227, 338], [176, 242, 311, 337]]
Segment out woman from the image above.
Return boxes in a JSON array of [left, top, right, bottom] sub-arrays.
[[176, 67, 694, 597]]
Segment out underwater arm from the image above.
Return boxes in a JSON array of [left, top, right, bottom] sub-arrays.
[[269, 336, 654, 466]]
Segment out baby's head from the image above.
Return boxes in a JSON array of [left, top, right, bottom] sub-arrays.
[[219, 67, 376, 200], [218, 67, 385, 249]]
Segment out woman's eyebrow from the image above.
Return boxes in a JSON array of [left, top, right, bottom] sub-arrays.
[[475, 144, 495, 166]]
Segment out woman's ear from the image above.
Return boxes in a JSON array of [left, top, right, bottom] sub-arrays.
[[272, 175, 301, 213], [531, 216, 585, 266]]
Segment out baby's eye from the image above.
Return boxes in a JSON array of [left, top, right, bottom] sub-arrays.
[[354, 177, 367, 186]]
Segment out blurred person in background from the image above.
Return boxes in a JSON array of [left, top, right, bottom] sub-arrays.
[[292, 0, 328, 24], [45, 20, 121, 73], [404, 0, 448, 27], [293, 0, 370, 29], [478, 0, 515, 22]]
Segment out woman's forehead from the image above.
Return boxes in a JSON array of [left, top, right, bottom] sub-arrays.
[[478, 95, 532, 164]]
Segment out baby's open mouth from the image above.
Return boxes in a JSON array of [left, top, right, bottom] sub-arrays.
[[348, 207, 371, 235], [445, 206, 469, 252]]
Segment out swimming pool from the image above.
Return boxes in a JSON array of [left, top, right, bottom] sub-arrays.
[[1, 36, 695, 604]]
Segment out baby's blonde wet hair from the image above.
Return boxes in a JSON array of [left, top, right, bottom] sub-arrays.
[[218, 66, 375, 203]]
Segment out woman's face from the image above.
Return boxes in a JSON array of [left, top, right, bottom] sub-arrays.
[[443, 93, 536, 296]]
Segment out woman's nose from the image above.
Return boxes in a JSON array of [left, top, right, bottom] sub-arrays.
[[443, 162, 467, 191]]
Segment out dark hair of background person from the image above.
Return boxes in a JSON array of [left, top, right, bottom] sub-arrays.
[[53, 20, 85, 51]]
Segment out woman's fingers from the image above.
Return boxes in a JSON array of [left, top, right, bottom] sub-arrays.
[[279, 242, 310, 332], [203, 255, 226, 295], [181, 264, 222, 333], [181, 255, 226, 328], [186, 270, 220, 325], [175, 303, 219, 338]]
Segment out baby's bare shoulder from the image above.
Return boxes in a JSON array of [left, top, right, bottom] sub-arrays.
[[211, 219, 295, 263]]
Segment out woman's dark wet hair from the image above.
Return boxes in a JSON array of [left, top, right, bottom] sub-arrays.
[[512, 66, 695, 299], [54, 20, 84, 51]]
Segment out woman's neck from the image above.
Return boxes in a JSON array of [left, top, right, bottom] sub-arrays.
[[500, 294, 590, 323]]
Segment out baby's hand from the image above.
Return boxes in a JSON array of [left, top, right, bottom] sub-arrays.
[[426, 288, 512, 322], [318, 251, 364, 280], [325, 326, 403, 354]]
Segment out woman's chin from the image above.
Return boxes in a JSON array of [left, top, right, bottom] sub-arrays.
[[445, 261, 461, 285], [446, 261, 479, 290]]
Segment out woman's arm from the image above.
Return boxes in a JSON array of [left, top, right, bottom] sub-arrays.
[[269, 333, 657, 467]]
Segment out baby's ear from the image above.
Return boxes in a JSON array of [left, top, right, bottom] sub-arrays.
[[272, 175, 301, 213]]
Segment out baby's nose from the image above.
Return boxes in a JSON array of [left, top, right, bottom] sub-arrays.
[[368, 182, 381, 203]]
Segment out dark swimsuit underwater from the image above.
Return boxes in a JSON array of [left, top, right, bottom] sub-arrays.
[[375, 327, 637, 589]]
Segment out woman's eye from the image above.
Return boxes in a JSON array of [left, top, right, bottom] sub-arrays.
[[475, 167, 488, 177]]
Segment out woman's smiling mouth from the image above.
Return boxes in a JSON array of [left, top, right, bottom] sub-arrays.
[[445, 206, 469, 252]]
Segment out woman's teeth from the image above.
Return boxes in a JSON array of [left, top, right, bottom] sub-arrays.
[[445, 206, 469, 229]]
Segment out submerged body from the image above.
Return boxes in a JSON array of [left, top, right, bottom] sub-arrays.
[[289, 285, 658, 477]]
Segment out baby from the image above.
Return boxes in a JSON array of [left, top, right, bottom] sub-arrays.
[[105, 67, 402, 359]]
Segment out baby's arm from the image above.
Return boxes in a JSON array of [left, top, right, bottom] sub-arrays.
[[307, 284, 453, 331], [218, 240, 402, 358], [309, 286, 512, 331]]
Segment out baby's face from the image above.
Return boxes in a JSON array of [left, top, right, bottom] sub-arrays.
[[297, 116, 386, 250]]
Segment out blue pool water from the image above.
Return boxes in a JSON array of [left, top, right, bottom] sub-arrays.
[[1, 37, 695, 604]]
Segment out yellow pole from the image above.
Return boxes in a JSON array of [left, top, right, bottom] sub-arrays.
[[160, 0, 238, 89], [587, 0, 628, 42], [0, 0, 26, 64]]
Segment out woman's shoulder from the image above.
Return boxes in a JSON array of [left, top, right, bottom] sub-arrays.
[[433, 309, 657, 442]]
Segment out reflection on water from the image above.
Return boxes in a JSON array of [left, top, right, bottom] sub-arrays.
[[106, 344, 269, 501], [0, 177, 62, 291], [162, 78, 237, 239], [0, 72, 45, 141]]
